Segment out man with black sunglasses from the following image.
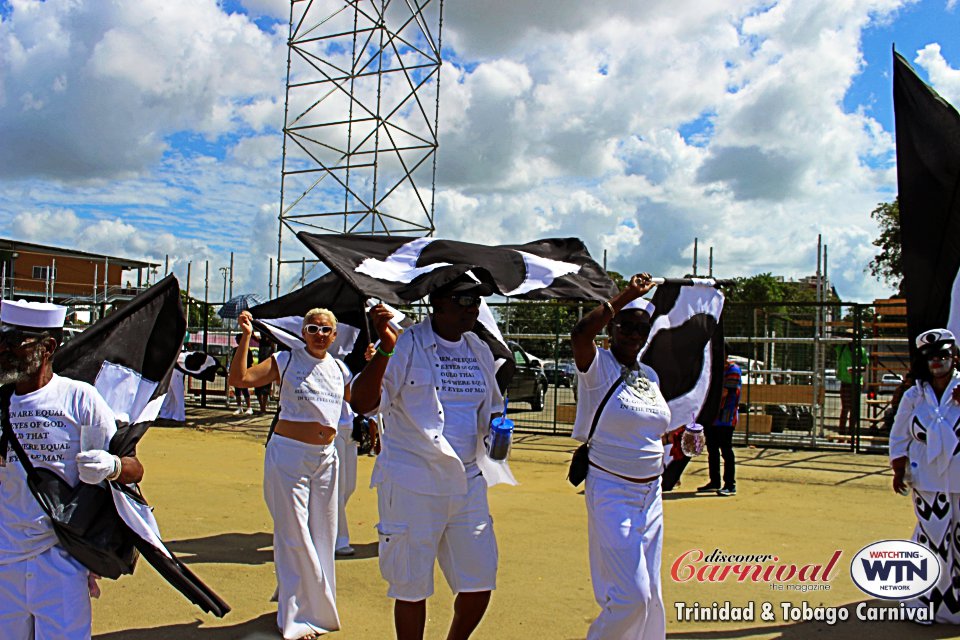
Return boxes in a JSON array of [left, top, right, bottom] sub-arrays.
[[0, 300, 143, 639], [351, 272, 516, 640]]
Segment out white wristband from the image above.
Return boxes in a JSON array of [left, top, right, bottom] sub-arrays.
[[106, 456, 122, 482]]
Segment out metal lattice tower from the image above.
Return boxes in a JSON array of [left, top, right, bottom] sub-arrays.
[[275, 0, 444, 295]]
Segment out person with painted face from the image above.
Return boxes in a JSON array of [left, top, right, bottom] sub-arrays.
[[569, 273, 670, 640], [890, 328, 960, 624], [350, 272, 516, 640], [230, 308, 352, 639], [0, 300, 143, 639]]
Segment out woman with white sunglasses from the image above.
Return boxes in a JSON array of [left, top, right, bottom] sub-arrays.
[[230, 308, 351, 639]]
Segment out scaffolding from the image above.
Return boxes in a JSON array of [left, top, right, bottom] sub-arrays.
[[275, 0, 444, 295]]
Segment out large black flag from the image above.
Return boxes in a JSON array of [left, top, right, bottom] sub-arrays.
[[250, 271, 373, 374], [296, 234, 618, 304], [640, 281, 725, 490], [641, 282, 725, 429], [54, 275, 229, 617], [893, 50, 960, 347]]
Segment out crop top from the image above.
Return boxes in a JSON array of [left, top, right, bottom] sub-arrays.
[[273, 347, 353, 427]]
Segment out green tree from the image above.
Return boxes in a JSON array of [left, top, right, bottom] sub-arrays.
[[180, 291, 223, 328], [868, 198, 903, 294]]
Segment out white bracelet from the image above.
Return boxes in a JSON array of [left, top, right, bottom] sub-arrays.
[[106, 456, 122, 482], [602, 301, 615, 317]]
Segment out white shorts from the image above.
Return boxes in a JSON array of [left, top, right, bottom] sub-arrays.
[[376, 474, 497, 601], [0, 545, 91, 640]]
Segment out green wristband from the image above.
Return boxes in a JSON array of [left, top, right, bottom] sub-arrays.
[[376, 345, 395, 357]]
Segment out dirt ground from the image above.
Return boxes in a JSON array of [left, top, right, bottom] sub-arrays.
[[88, 409, 959, 639]]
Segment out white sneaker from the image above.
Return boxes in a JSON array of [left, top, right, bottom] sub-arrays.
[[245, 408, 254, 415], [233, 409, 243, 415], [335, 545, 356, 557]]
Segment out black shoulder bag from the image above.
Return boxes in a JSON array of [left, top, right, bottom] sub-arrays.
[[567, 372, 626, 487], [0, 384, 139, 579]]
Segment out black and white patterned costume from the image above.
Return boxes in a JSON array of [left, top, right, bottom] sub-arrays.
[[890, 370, 960, 622]]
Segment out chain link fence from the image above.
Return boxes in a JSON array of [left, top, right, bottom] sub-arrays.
[[64, 296, 910, 453]]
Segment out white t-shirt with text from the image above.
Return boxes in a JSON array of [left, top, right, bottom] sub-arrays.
[[435, 334, 487, 476], [0, 375, 117, 564]]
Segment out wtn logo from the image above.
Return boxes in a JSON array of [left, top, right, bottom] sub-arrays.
[[860, 559, 927, 583], [851, 541, 938, 600]]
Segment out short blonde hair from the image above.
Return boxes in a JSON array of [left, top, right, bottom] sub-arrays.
[[303, 308, 337, 329]]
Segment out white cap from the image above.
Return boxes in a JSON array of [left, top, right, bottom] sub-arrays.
[[622, 298, 655, 316], [0, 300, 67, 329], [916, 328, 956, 351]]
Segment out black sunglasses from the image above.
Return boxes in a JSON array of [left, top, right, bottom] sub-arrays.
[[449, 295, 482, 308], [0, 329, 46, 350], [304, 324, 334, 336], [926, 352, 952, 361], [612, 321, 651, 336]]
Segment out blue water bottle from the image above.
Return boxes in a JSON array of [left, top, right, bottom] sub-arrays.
[[487, 398, 514, 462]]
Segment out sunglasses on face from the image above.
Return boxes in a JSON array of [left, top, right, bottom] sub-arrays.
[[0, 330, 44, 350], [612, 321, 651, 336], [927, 352, 952, 362], [304, 324, 334, 336], [449, 295, 482, 308]]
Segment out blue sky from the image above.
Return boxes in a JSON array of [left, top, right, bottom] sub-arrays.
[[1, 0, 959, 303]]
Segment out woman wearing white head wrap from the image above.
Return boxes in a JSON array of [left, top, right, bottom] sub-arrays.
[[889, 329, 960, 623], [570, 273, 670, 640]]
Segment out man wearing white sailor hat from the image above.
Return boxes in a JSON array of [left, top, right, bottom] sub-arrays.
[[0, 300, 144, 639]]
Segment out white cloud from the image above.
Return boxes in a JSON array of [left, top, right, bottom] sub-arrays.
[[0, 0, 285, 179], [0, 0, 949, 303]]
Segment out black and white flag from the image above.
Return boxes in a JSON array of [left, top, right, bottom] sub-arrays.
[[894, 51, 960, 347], [296, 234, 618, 304], [640, 280, 725, 490], [54, 275, 229, 617], [641, 281, 725, 430], [249, 271, 373, 375]]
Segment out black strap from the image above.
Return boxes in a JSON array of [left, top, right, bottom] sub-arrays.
[[265, 355, 293, 445], [0, 385, 43, 487], [585, 372, 627, 445]]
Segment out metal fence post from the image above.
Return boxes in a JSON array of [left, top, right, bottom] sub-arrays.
[[852, 304, 863, 453], [201, 302, 209, 408]]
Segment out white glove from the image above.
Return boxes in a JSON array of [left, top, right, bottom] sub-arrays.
[[76, 450, 120, 484]]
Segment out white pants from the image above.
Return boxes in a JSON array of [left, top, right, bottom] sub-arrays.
[[911, 489, 960, 623], [376, 474, 497, 602], [0, 545, 91, 640], [334, 431, 358, 550], [585, 467, 665, 640], [264, 435, 340, 638]]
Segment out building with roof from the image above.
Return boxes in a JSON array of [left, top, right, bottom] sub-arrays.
[[0, 239, 159, 316]]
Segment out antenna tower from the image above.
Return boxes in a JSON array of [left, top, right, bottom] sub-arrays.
[[275, 0, 444, 295]]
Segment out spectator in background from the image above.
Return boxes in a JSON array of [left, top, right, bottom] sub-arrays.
[[698, 345, 741, 496], [836, 328, 867, 434], [255, 334, 276, 415], [232, 333, 254, 416]]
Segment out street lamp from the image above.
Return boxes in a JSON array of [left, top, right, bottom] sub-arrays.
[[219, 267, 228, 307]]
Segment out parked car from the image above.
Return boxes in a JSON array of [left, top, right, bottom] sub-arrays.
[[506, 341, 548, 411], [879, 373, 903, 394], [544, 362, 576, 387]]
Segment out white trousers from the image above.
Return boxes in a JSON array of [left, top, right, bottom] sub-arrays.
[[334, 431, 358, 550], [0, 545, 91, 640], [264, 435, 340, 638], [585, 467, 665, 640], [911, 489, 960, 623]]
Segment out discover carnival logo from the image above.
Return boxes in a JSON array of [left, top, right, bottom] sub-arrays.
[[850, 540, 939, 599]]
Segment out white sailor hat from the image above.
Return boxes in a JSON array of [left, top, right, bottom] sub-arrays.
[[916, 328, 956, 355], [0, 300, 67, 330], [622, 298, 656, 316]]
